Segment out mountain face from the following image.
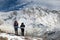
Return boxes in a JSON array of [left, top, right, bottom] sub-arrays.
[[0, 6, 59, 37]]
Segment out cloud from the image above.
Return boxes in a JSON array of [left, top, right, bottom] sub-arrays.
[[17, 0, 60, 10], [31, 0, 60, 10], [0, 0, 60, 11]]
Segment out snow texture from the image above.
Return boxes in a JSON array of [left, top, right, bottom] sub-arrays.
[[0, 6, 60, 37]]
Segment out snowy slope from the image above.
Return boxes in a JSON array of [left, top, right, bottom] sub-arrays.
[[0, 6, 59, 37], [0, 33, 43, 40]]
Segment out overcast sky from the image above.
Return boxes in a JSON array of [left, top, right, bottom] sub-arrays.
[[29, 0, 60, 10]]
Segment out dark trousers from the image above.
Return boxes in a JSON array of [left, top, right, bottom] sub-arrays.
[[21, 28, 24, 36], [14, 28, 18, 35]]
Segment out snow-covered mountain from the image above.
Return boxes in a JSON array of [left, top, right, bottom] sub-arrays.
[[0, 6, 60, 37]]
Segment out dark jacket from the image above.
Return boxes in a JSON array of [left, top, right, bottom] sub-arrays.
[[20, 23, 25, 29], [14, 21, 18, 27]]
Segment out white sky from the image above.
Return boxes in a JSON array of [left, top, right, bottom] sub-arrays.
[[23, 0, 60, 10]]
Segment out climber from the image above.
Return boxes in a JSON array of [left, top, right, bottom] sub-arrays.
[[20, 23, 25, 36], [14, 20, 18, 35]]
